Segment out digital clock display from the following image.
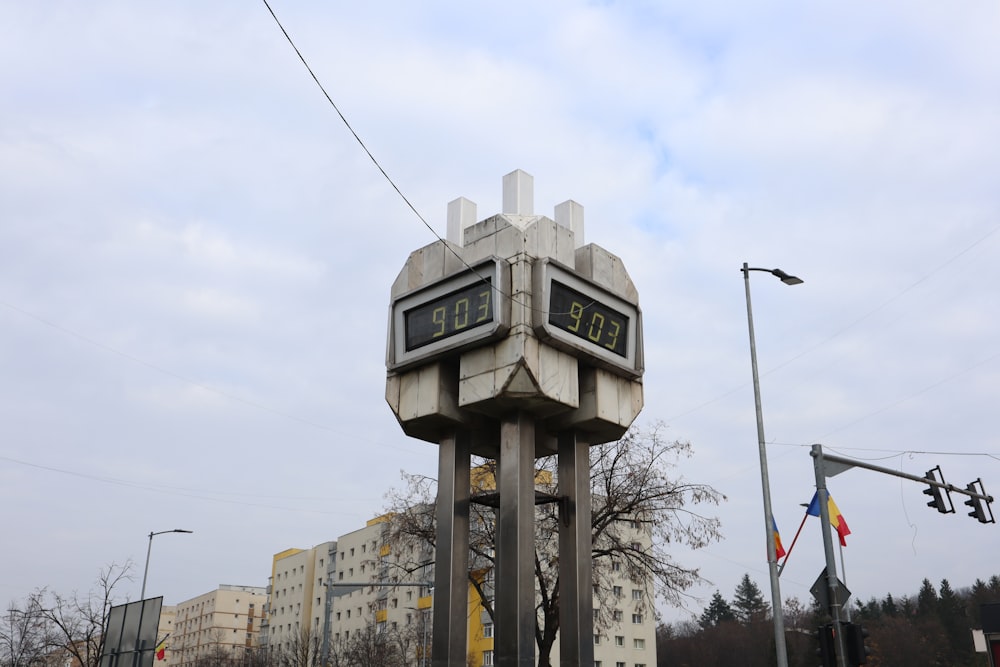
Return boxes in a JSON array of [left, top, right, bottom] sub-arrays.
[[388, 258, 509, 371], [533, 259, 641, 376], [405, 279, 494, 351], [548, 281, 628, 357]]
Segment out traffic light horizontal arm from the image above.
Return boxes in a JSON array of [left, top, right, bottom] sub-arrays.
[[811, 448, 994, 503]]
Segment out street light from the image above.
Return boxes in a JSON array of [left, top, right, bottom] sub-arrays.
[[741, 263, 803, 667], [404, 606, 430, 667], [141, 529, 193, 600]]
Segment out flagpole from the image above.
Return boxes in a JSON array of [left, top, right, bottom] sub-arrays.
[[837, 541, 851, 621], [777, 513, 809, 576]]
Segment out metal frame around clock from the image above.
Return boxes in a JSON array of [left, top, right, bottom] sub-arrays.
[[532, 258, 643, 377], [388, 257, 510, 372]]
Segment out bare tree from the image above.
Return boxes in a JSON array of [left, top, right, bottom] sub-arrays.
[[272, 628, 321, 667], [38, 563, 132, 667], [1, 592, 56, 667], [191, 643, 238, 667], [384, 421, 724, 667], [332, 625, 403, 667]]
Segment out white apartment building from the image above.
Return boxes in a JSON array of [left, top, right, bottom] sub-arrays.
[[157, 605, 176, 666], [268, 512, 655, 667], [171, 585, 267, 667], [263, 541, 337, 654]]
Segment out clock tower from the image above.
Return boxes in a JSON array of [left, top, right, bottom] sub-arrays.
[[386, 170, 644, 666]]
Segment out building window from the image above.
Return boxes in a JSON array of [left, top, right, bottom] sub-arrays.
[[633, 638, 645, 649], [631, 589, 642, 601], [613, 610, 623, 622], [612, 561, 621, 572], [482, 650, 494, 666], [616, 663, 625, 667], [615, 636, 624, 646], [483, 623, 494, 638], [612, 586, 623, 598], [594, 634, 600, 645], [632, 613, 643, 624]]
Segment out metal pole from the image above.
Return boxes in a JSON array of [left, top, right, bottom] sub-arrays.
[[742, 263, 789, 667], [812, 445, 849, 667], [141, 529, 192, 600], [140, 532, 155, 601], [837, 541, 851, 622], [422, 609, 428, 667]]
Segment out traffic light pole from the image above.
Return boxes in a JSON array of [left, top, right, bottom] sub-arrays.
[[811, 444, 995, 666], [810, 446, 993, 513], [812, 445, 850, 667]]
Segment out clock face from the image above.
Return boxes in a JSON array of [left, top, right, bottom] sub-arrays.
[[534, 259, 642, 376], [404, 279, 495, 352], [547, 280, 629, 358], [388, 258, 509, 370]]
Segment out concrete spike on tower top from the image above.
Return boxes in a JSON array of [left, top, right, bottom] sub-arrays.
[[445, 169, 585, 248]]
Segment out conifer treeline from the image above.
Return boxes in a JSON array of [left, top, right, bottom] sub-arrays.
[[657, 573, 1000, 667]]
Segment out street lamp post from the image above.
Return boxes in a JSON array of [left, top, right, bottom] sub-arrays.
[[141, 529, 193, 600], [741, 263, 803, 667]]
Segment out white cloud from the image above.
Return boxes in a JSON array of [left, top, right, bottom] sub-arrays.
[[2, 0, 999, 625]]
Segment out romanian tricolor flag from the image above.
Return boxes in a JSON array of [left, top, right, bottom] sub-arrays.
[[772, 517, 786, 559], [807, 491, 851, 546]]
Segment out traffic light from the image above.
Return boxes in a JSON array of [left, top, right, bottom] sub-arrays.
[[816, 624, 835, 667], [964, 479, 995, 524], [843, 622, 870, 666], [922, 467, 951, 513]]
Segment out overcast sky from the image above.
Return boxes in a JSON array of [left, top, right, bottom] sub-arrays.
[[3, 0, 999, 624]]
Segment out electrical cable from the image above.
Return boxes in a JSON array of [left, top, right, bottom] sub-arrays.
[[260, 0, 590, 317]]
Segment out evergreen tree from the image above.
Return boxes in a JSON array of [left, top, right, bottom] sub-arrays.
[[880, 592, 898, 618], [938, 579, 972, 662], [732, 574, 769, 625], [854, 596, 881, 621], [968, 578, 990, 626], [699, 591, 736, 629], [917, 578, 939, 617]]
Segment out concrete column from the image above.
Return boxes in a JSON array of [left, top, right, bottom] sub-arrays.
[[557, 430, 594, 666], [432, 430, 470, 667], [496, 411, 536, 667]]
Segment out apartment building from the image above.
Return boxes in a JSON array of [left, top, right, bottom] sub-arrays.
[[157, 605, 176, 666], [170, 585, 267, 667], [263, 541, 337, 654], [265, 519, 653, 666]]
